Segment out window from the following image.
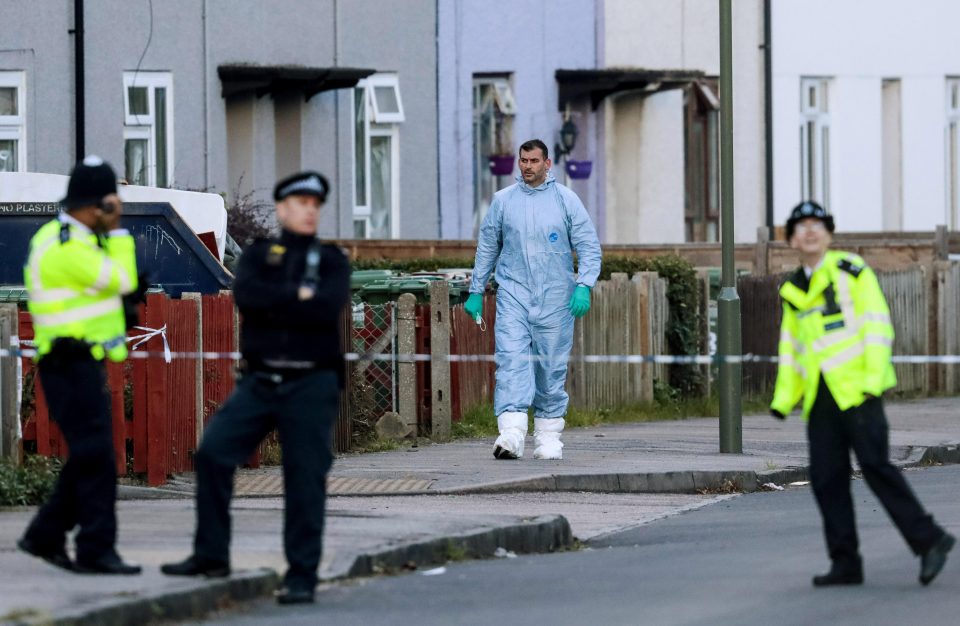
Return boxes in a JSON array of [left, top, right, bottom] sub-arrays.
[[368, 74, 405, 124], [684, 81, 720, 242], [800, 78, 831, 208], [473, 76, 516, 235], [123, 71, 173, 187], [947, 78, 960, 228], [353, 74, 404, 239], [0, 71, 26, 172]]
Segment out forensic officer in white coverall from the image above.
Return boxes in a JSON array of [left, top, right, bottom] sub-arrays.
[[465, 139, 602, 460]]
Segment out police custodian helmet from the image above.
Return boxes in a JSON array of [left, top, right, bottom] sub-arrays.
[[785, 201, 835, 240], [61, 155, 118, 209]]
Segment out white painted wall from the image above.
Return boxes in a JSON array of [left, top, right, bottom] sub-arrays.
[[638, 91, 686, 243], [602, 0, 766, 243], [605, 90, 686, 244], [772, 0, 960, 232]]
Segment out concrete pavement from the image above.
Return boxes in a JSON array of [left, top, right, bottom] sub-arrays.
[[1, 397, 958, 625]]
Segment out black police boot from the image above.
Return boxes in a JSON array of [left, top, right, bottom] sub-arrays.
[[74, 554, 142, 575], [920, 532, 955, 586], [812, 559, 863, 587], [17, 537, 74, 572], [161, 554, 231, 578]]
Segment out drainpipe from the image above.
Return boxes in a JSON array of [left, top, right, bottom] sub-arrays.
[[435, 0, 442, 239], [72, 0, 85, 161], [763, 0, 773, 235], [202, 0, 209, 188]]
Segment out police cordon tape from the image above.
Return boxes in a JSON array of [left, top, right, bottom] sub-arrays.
[[5, 346, 960, 364]]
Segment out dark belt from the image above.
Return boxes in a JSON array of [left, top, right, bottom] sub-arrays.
[[44, 338, 95, 363], [241, 359, 320, 385]]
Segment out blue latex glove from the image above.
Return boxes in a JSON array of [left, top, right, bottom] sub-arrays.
[[464, 293, 483, 322], [569, 285, 591, 318]]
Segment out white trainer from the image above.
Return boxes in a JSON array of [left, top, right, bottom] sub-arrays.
[[493, 412, 528, 459], [532, 417, 564, 460]]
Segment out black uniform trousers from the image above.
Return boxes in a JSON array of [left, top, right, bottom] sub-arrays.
[[192, 368, 338, 591], [24, 351, 118, 564], [807, 377, 943, 568]]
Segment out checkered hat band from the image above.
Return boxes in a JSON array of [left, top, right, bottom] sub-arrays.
[[279, 178, 326, 198]]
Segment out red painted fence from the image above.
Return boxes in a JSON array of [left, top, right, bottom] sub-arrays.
[[20, 293, 238, 485]]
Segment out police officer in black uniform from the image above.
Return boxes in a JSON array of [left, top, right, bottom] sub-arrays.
[[161, 171, 351, 605]]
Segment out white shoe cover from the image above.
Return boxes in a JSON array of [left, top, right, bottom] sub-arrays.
[[493, 412, 528, 459], [533, 418, 564, 460]]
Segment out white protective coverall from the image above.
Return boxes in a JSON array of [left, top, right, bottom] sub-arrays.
[[469, 171, 602, 458]]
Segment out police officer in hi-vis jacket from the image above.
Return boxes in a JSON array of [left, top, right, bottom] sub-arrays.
[[19, 156, 141, 575], [772, 201, 954, 587]]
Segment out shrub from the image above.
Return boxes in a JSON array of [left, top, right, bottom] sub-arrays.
[[225, 186, 273, 247], [0, 455, 61, 507]]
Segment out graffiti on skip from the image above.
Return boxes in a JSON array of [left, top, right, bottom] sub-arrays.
[[144, 225, 182, 258]]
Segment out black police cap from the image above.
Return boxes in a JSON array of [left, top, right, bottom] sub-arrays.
[[785, 200, 834, 239], [273, 171, 329, 203], [61, 156, 118, 209]]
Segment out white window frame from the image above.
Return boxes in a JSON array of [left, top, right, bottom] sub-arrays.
[[122, 71, 174, 187], [352, 74, 403, 239], [493, 80, 517, 115], [799, 77, 831, 209], [946, 78, 960, 228], [367, 73, 405, 124], [0, 71, 27, 172]]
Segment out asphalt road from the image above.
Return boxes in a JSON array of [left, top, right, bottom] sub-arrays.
[[192, 465, 960, 626]]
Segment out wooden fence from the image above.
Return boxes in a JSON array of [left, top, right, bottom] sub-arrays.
[[449, 294, 496, 420], [737, 274, 782, 399], [568, 272, 668, 409], [879, 267, 929, 395], [936, 262, 960, 394]]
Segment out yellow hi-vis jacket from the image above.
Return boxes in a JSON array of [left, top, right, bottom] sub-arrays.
[[24, 215, 138, 362], [771, 249, 896, 420]]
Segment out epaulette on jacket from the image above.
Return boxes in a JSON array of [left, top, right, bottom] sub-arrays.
[[837, 257, 863, 277]]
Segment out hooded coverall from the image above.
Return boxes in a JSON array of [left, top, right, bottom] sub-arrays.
[[469, 171, 601, 420]]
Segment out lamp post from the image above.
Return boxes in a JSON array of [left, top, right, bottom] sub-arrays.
[[718, 0, 743, 453]]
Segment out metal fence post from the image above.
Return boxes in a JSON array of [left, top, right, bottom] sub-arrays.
[[397, 294, 418, 434], [0, 304, 21, 463], [429, 282, 451, 440]]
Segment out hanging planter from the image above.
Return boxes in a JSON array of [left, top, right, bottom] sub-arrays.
[[565, 159, 592, 180], [488, 155, 515, 176]]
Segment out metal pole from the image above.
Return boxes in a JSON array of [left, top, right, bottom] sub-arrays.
[[763, 0, 774, 236], [718, 0, 742, 453], [73, 0, 85, 160]]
